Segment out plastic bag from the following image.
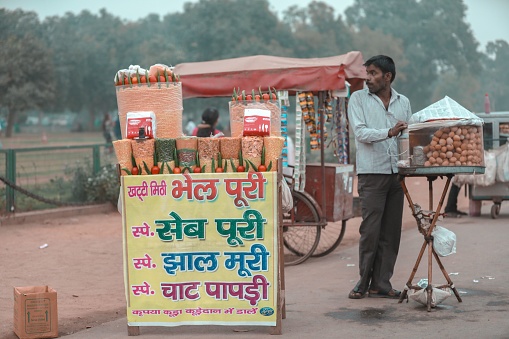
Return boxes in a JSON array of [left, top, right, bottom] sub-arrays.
[[409, 286, 452, 308], [454, 150, 495, 186], [432, 226, 456, 257], [281, 179, 293, 213], [495, 143, 509, 182]]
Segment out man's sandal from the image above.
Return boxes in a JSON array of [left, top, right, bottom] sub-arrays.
[[348, 289, 367, 299], [368, 289, 401, 299]]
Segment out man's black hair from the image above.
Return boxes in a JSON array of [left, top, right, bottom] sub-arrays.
[[364, 55, 396, 83]]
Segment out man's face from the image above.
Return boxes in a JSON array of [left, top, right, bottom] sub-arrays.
[[365, 64, 390, 94]]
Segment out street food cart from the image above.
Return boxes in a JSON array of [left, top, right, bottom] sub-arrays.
[[468, 112, 509, 218], [114, 65, 285, 335], [396, 97, 486, 311], [174, 52, 366, 265], [112, 53, 366, 335]]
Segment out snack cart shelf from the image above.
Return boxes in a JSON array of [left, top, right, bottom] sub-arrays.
[[470, 112, 509, 218]]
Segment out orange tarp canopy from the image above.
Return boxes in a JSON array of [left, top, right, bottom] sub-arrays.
[[174, 51, 366, 99]]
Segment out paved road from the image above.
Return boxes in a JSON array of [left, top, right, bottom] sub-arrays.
[[66, 203, 509, 339]]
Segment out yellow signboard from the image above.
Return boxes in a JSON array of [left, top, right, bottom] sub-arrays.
[[121, 171, 278, 327]]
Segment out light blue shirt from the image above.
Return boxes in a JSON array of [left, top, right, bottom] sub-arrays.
[[348, 88, 412, 174]]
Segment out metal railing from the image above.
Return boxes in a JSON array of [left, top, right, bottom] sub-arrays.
[[0, 144, 115, 214]]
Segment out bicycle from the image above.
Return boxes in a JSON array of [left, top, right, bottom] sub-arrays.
[[282, 166, 347, 266]]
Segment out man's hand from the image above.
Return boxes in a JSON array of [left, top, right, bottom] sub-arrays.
[[389, 121, 408, 138]]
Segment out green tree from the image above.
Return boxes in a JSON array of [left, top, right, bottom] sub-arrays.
[[133, 14, 184, 67], [479, 40, 509, 111], [0, 9, 41, 39], [168, 0, 294, 61], [345, 0, 481, 110], [43, 9, 126, 129], [0, 9, 55, 137], [107, 12, 194, 80], [282, 1, 353, 58], [431, 70, 480, 111], [350, 27, 408, 82]]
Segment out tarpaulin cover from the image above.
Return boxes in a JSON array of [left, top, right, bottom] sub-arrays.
[[174, 51, 366, 99]]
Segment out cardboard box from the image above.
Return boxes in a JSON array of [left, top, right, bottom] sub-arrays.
[[13, 286, 58, 339]]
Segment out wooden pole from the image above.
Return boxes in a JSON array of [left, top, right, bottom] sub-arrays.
[[271, 165, 284, 334]]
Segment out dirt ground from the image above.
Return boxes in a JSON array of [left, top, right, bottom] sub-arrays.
[[0, 207, 125, 338], [0, 176, 471, 338]]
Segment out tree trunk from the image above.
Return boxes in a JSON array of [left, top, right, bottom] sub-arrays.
[[5, 106, 15, 138], [88, 109, 96, 131], [39, 111, 44, 128]]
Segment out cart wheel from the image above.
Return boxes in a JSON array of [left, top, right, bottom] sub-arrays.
[[491, 203, 501, 219], [312, 220, 347, 257], [283, 191, 321, 266]]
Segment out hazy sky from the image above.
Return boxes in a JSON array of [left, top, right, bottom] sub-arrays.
[[1, 0, 508, 50]]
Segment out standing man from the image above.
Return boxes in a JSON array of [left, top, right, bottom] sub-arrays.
[[347, 55, 412, 299]]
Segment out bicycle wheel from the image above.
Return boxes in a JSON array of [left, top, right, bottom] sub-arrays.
[[312, 219, 347, 257], [283, 191, 321, 266]]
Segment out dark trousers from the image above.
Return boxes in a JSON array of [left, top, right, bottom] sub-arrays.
[[355, 174, 404, 294], [445, 184, 461, 213]]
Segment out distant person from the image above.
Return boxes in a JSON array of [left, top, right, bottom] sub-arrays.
[[0, 118, 6, 137], [192, 107, 223, 137], [444, 183, 467, 217], [102, 113, 114, 153]]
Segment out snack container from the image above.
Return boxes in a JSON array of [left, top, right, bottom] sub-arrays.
[[116, 82, 183, 139], [405, 121, 484, 167]]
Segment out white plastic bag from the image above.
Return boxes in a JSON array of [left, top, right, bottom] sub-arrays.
[[453, 150, 495, 186], [432, 226, 457, 257], [281, 179, 293, 213], [409, 286, 452, 308], [495, 143, 509, 182]]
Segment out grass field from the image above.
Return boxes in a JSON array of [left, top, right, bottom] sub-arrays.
[[0, 131, 117, 215]]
